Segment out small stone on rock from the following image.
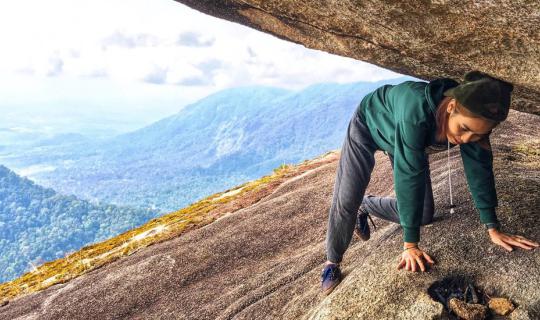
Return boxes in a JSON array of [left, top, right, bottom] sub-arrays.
[[448, 297, 487, 320], [0, 300, 8, 307], [488, 297, 515, 316]]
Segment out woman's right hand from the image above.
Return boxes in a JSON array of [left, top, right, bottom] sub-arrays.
[[397, 246, 435, 272]]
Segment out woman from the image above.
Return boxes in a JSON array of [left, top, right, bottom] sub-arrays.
[[321, 71, 539, 295]]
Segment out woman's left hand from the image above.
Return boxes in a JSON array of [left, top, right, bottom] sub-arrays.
[[488, 229, 539, 251]]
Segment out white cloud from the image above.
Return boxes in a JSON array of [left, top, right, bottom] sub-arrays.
[[8, 126, 36, 134], [176, 31, 215, 47], [45, 54, 64, 77], [0, 0, 408, 137], [0, 0, 402, 91], [101, 31, 162, 49], [143, 66, 169, 85]]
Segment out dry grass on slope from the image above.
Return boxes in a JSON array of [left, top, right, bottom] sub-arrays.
[[0, 151, 338, 304]]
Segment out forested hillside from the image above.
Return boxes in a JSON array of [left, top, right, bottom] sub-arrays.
[[0, 165, 158, 282]]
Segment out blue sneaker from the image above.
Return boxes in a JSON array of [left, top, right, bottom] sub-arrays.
[[321, 263, 342, 295], [354, 205, 377, 241]]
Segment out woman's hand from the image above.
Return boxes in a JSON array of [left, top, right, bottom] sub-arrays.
[[488, 229, 539, 251], [397, 244, 435, 272]]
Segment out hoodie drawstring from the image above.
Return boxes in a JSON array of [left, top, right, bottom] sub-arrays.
[[447, 140, 455, 214]]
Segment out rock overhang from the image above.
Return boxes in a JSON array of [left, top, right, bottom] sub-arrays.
[[175, 0, 540, 115]]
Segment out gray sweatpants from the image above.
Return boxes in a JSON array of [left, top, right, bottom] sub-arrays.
[[325, 111, 435, 264]]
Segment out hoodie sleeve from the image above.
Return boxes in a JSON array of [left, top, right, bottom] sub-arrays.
[[393, 120, 429, 243], [460, 140, 499, 224]]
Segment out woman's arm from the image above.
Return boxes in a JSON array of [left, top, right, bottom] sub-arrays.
[[460, 140, 499, 225], [393, 120, 429, 243], [461, 140, 539, 251], [393, 120, 437, 272], [387, 82, 436, 272]]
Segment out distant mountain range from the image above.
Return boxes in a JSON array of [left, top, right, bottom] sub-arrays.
[[0, 165, 158, 283], [1, 77, 413, 212]]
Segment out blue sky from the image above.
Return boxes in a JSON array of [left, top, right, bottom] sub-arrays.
[[0, 0, 404, 139]]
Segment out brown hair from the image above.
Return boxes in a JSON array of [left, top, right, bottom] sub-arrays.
[[435, 97, 496, 150]]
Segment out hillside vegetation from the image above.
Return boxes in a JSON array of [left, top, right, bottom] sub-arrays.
[[0, 154, 332, 302]]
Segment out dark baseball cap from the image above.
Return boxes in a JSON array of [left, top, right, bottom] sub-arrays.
[[443, 71, 514, 122]]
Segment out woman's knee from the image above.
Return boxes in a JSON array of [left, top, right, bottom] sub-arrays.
[[420, 203, 435, 226], [420, 217, 434, 226], [335, 195, 362, 219]]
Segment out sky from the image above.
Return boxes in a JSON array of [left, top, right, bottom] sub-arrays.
[[0, 0, 404, 140]]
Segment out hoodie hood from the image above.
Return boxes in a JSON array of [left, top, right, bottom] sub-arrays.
[[424, 78, 459, 146], [425, 78, 459, 114]]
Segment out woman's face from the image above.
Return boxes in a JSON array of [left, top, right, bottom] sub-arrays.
[[446, 100, 494, 145]]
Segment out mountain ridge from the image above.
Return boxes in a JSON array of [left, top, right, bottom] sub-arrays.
[[12, 77, 414, 212]]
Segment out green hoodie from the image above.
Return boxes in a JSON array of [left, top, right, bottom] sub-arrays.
[[356, 78, 499, 243]]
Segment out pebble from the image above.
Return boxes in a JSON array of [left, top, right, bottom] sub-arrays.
[[488, 297, 515, 316], [448, 298, 487, 320]]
